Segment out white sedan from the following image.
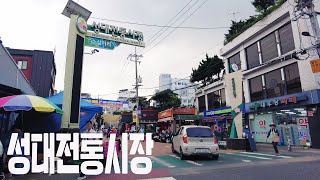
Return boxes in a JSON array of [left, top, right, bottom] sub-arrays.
[[172, 125, 219, 160]]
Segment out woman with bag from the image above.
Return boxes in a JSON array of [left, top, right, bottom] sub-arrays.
[[267, 123, 280, 156]]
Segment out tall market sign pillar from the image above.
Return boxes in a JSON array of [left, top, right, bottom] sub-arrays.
[[61, 0, 145, 131]]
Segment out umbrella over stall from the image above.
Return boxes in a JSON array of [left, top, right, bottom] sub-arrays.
[[0, 95, 62, 114], [0, 95, 63, 130]]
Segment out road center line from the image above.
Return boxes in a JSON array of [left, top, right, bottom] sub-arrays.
[[242, 160, 252, 162], [149, 156, 175, 168], [240, 152, 293, 158]]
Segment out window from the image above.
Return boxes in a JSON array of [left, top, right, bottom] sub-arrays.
[[198, 95, 206, 112], [279, 23, 295, 54], [260, 33, 278, 63], [220, 88, 226, 107], [186, 127, 213, 137], [284, 63, 301, 94], [228, 53, 241, 72], [264, 69, 284, 98], [207, 91, 221, 110], [17, 60, 28, 70], [246, 42, 260, 69], [249, 76, 264, 102]]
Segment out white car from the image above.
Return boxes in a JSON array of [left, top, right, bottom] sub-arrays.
[[172, 125, 219, 160]]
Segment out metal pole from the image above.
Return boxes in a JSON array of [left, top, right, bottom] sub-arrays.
[[135, 47, 140, 128], [298, 0, 320, 56]]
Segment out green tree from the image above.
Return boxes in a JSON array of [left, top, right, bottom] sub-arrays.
[[130, 97, 151, 110], [151, 89, 181, 111], [190, 54, 224, 86], [252, 0, 275, 14]]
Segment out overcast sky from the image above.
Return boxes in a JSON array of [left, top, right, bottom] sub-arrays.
[[0, 0, 255, 100]]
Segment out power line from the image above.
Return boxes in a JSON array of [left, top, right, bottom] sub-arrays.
[[144, 0, 194, 45], [89, 18, 232, 30], [142, 0, 209, 55], [142, 0, 200, 48]]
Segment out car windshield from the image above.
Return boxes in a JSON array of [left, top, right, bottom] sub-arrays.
[[186, 127, 213, 137]]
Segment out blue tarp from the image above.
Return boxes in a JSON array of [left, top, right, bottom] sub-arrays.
[[46, 91, 103, 132]]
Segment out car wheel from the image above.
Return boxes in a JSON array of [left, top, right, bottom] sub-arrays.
[[171, 143, 175, 153], [210, 154, 219, 160], [166, 138, 171, 143], [180, 147, 186, 160]]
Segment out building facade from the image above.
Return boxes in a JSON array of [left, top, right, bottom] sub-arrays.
[[159, 74, 196, 107], [0, 42, 36, 97], [7, 48, 56, 97], [196, 1, 320, 148], [117, 89, 137, 110]]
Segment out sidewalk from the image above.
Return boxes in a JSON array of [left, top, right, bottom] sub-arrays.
[[255, 143, 320, 154]]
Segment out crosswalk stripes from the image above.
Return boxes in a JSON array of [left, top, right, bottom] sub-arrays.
[[240, 152, 293, 159], [226, 153, 272, 160]]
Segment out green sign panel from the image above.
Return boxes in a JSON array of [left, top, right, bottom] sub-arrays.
[[84, 37, 120, 50], [232, 78, 236, 98]]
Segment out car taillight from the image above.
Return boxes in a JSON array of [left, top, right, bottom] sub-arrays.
[[182, 134, 188, 144], [214, 136, 218, 144]]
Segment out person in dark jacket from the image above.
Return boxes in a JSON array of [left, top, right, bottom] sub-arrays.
[[267, 123, 280, 155]]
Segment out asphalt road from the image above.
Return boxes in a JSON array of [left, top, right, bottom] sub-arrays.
[[174, 159, 320, 180]]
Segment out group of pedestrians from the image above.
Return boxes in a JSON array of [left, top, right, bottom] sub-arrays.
[[78, 121, 120, 180]]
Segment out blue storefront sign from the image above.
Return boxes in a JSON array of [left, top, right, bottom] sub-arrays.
[[245, 90, 320, 113], [204, 106, 232, 117]]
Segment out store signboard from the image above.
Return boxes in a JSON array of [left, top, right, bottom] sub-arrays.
[[173, 108, 196, 115], [204, 106, 232, 117], [158, 109, 173, 119], [132, 111, 139, 123], [83, 98, 129, 108], [84, 37, 120, 49], [249, 95, 307, 111], [86, 21, 145, 47], [310, 59, 320, 73], [251, 114, 273, 143]]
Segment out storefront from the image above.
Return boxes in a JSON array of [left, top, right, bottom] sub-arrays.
[[202, 106, 233, 145], [139, 110, 159, 133], [157, 108, 202, 133], [245, 90, 320, 148]]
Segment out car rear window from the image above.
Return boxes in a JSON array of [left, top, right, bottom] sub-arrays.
[[186, 127, 213, 137]]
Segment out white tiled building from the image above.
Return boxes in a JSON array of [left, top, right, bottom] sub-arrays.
[[159, 74, 196, 107], [196, 1, 320, 148]]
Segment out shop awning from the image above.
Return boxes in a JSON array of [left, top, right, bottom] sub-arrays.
[[175, 115, 203, 121], [158, 117, 173, 122]]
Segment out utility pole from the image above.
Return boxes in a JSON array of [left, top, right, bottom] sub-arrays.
[[128, 48, 143, 128], [297, 0, 320, 56]]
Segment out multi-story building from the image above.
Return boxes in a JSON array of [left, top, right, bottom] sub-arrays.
[[0, 42, 36, 97], [196, 1, 320, 148], [7, 48, 56, 97], [159, 74, 196, 107], [117, 89, 137, 110]]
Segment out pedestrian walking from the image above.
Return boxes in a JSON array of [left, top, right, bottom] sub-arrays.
[[267, 123, 280, 156]]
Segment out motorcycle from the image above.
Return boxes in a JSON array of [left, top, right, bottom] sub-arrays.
[[165, 132, 172, 143], [152, 132, 160, 142], [159, 132, 166, 143]]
